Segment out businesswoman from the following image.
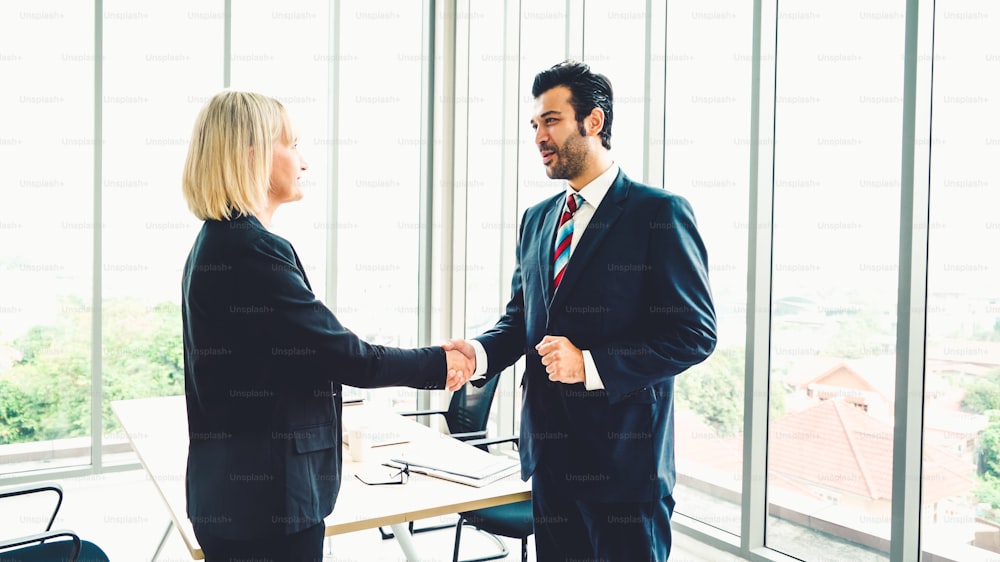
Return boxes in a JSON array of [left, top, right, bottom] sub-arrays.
[[180, 90, 469, 561]]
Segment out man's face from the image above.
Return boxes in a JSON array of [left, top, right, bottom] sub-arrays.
[[530, 86, 590, 182]]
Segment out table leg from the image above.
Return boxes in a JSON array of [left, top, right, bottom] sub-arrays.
[[389, 522, 423, 561], [151, 519, 174, 561]]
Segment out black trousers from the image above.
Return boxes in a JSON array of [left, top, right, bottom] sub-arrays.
[[532, 462, 675, 562], [195, 522, 325, 562]]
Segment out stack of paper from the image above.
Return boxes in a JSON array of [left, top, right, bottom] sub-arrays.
[[387, 437, 520, 487]]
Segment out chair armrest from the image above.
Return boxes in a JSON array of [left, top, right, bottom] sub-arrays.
[[0, 482, 63, 531], [0, 529, 81, 560], [449, 430, 489, 442], [466, 435, 519, 451], [397, 409, 448, 418]]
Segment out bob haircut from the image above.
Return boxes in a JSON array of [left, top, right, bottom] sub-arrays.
[[182, 90, 291, 221]]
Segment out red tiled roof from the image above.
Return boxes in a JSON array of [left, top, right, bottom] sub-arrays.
[[790, 356, 897, 403], [768, 399, 976, 502], [677, 400, 976, 504]]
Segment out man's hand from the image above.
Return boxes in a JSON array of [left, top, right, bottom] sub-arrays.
[[442, 339, 477, 366], [536, 335, 585, 384], [445, 348, 474, 391], [442, 339, 477, 391]]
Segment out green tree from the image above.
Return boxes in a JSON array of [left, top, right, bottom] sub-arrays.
[[961, 368, 1000, 414], [101, 299, 184, 433], [827, 312, 893, 359], [3, 299, 92, 441], [978, 414, 1000, 479], [0, 296, 183, 445], [974, 475, 1000, 513], [971, 317, 1000, 342], [0, 380, 40, 442], [974, 413, 1000, 522], [676, 346, 746, 437]]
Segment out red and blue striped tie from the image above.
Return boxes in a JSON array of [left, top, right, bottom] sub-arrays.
[[553, 192, 582, 289]]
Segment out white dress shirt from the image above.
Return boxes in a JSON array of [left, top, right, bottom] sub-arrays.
[[468, 163, 620, 391]]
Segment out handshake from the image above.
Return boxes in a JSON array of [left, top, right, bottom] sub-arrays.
[[442, 339, 476, 392], [441, 335, 586, 392]]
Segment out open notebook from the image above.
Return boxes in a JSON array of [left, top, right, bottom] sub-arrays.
[[386, 437, 520, 487]]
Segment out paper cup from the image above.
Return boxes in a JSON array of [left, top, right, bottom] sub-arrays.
[[349, 427, 370, 462]]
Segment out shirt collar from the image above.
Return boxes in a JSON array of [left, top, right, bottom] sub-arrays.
[[565, 162, 619, 210]]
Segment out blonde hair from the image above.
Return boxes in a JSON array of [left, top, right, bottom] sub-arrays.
[[182, 90, 292, 221]]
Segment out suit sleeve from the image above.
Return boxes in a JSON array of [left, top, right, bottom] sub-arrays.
[[240, 235, 446, 391], [593, 195, 717, 403]]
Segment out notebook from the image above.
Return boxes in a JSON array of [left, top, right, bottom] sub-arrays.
[[387, 438, 520, 487]]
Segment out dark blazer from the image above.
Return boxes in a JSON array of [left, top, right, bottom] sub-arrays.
[[181, 214, 445, 540], [474, 170, 716, 502]]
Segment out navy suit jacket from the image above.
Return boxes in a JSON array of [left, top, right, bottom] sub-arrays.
[[474, 170, 716, 502], [181, 214, 446, 540]]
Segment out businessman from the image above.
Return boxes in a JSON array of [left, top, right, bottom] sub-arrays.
[[445, 61, 716, 561]]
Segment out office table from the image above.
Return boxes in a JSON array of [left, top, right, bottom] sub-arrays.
[[111, 395, 530, 561]]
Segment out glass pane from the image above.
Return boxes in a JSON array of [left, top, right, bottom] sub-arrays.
[[766, 3, 904, 560], [0, 1, 94, 475], [666, 0, 752, 537], [462, 1, 511, 437], [582, 0, 648, 176], [101, 0, 221, 466], [230, 0, 330, 298], [517, 0, 569, 219], [922, 2, 1000, 560], [462, 0, 505, 351], [335, 0, 424, 409]]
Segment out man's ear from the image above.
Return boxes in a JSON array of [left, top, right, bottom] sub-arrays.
[[586, 107, 605, 137]]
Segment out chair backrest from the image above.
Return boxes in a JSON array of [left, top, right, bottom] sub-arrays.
[[0, 482, 110, 562], [444, 376, 501, 435]]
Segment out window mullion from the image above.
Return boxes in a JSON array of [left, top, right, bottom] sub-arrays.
[[890, 0, 935, 559], [742, 0, 778, 554]]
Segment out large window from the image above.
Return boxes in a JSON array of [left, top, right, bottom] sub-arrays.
[[666, 0, 752, 538], [454, 0, 519, 435], [582, 0, 649, 177], [101, 0, 220, 468], [0, 0, 431, 476], [230, 0, 331, 298], [333, 0, 428, 410], [766, 2, 904, 559], [1, 1, 95, 473], [923, 2, 1000, 559]]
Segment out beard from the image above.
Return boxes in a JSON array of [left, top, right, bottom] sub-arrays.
[[542, 131, 589, 181]]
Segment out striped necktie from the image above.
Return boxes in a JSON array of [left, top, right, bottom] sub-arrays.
[[553, 192, 583, 289]]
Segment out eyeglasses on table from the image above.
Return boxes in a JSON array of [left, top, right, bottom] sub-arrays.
[[354, 462, 410, 486]]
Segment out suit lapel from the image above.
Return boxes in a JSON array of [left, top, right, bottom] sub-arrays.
[[549, 172, 629, 310]]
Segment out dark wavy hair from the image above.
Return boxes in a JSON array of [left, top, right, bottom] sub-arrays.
[[531, 60, 613, 150]]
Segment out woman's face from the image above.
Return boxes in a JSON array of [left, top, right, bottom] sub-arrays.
[[268, 124, 308, 207]]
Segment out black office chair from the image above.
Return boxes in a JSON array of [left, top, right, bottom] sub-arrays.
[[0, 482, 110, 562], [400, 375, 502, 442], [378, 377, 503, 540], [451, 436, 533, 562]]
